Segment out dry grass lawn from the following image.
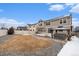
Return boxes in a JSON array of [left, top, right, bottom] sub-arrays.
[[0, 35, 53, 52]]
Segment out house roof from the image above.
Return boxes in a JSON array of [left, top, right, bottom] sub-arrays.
[[45, 15, 71, 22], [27, 14, 72, 26]]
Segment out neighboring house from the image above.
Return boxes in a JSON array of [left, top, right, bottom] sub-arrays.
[[17, 26, 27, 30], [27, 14, 72, 34], [27, 24, 37, 31], [73, 26, 79, 32]]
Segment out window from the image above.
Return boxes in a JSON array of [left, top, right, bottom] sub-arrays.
[[60, 20, 62, 24], [63, 20, 66, 23], [45, 21, 50, 25], [39, 23, 42, 26], [48, 28, 53, 33], [33, 29, 34, 31]]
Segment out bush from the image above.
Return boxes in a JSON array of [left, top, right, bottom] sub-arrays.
[[7, 27, 14, 35]]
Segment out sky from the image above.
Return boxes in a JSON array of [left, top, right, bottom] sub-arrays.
[[0, 3, 79, 28]]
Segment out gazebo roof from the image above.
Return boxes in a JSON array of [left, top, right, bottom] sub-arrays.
[[54, 28, 70, 31]]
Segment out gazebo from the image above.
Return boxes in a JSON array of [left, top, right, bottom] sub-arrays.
[[50, 28, 71, 41]]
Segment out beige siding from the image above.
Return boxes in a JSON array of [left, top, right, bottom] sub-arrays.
[[27, 15, 72, 33]]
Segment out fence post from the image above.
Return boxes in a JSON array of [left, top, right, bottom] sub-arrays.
[[67, 29, 71, 41]]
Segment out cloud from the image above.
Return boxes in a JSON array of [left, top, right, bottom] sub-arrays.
[[65, 3, 75, 6], [0, 17, 26, 28], [70, 4, 79, 13], [72, 18, 79, 27], [46, 3, 53, 5], [65, 3, 77, 8], [49, 4, 64, 11]]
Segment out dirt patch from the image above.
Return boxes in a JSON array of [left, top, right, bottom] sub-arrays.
[[0, 35, 53, 53]]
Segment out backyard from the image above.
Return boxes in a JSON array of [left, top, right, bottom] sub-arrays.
[[0, 33, 65, 56]]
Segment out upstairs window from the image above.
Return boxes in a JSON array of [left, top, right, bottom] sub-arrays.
[[39, 23, 42, 26], [45, 21, 50, 25], [60, 20, 62, 24], [63, 20, 66, 23]]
